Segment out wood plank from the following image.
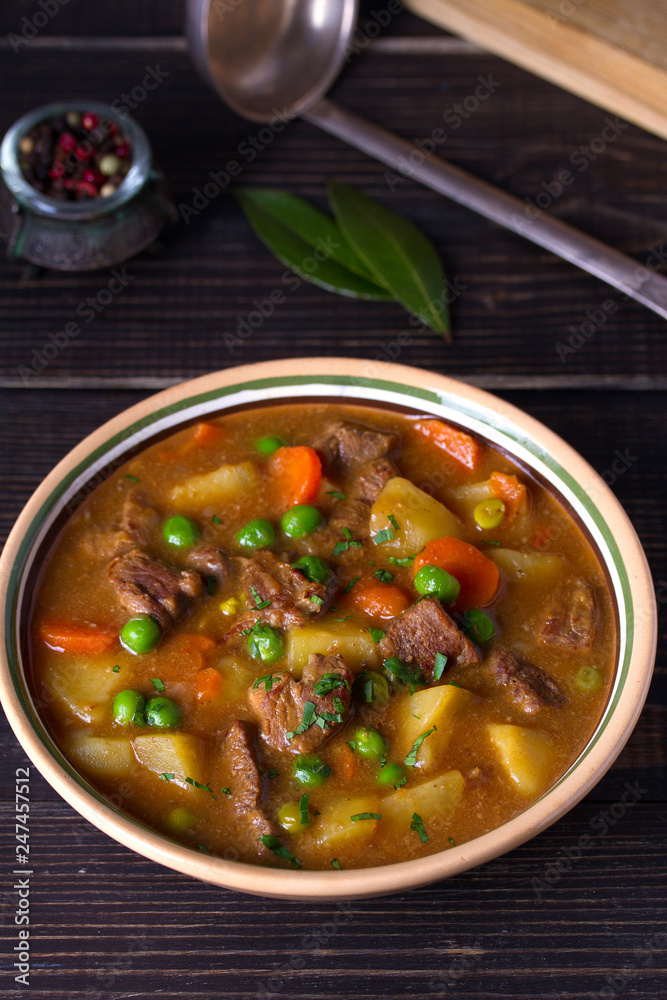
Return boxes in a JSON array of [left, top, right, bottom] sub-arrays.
[[1, 49, 667, 382], [405, 0, 667, 140]]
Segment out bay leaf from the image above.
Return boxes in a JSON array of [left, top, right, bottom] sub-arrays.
[[327, 181, 451, 338]]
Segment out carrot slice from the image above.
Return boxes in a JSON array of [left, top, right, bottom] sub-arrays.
[[267, 445, 322, 508], [348, 578, 411, 621], [159, 422, 223, 461], [193, 666, 222, 701], [488, 471, 527, 523], [38, 619, 117, 655], [412, 418, 481, 472], [413, 537, 500, 610]]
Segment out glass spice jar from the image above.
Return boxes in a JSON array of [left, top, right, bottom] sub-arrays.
[[0, 100, 176, 271]]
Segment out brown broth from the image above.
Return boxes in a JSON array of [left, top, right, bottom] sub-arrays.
[[29, 404, 615, 870]]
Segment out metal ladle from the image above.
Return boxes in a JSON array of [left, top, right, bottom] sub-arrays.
[[187, 0, 667, 320]]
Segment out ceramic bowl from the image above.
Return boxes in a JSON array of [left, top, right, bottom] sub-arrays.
[[0, 358, 657, 900]]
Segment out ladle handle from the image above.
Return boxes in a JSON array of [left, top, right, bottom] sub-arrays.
[[305, 97, 667, 321]]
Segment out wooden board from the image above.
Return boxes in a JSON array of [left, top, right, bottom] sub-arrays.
[[405, 0, 667, 140]]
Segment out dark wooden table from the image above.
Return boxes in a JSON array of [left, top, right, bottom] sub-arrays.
[[1, 2, 665, 996]]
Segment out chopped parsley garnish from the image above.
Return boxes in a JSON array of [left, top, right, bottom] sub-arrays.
[[207, 576, 216, 595], [379, 754, 387, 768], [372, 527, 394, 545], [405, 726, 437, 767], [448, 681, 463, 689], [159, 772, 175, 782], [333, 530, 363, 556], [387, 555, 415, 567], [125, 474, 139, 483], [212, 514, 222, 525], [267, 768, 279, 779], [433, 653, 448, 681], [326, 490, 346, 500], [220, 787, 232, 796], [481, 539, 500, 546], [383, 656, 422, 695], [253, 674, 276, 691], [151, 677, 165, 692], [112, 665, 120, 673], [197, 843, 211, 854], [299, 794, 310, 826], [250, 586, 271, 610], [342, 527, 352, 539], [260, 835, 302, 868], [313, 673, 350, 696], [374, 569, 394, 584], [394, 776, 407, 789], [287, 701, 317, 740], [331, 858, 342, 870], [369, 628, 385, 644], [448, 837, 456, 846], [411, 812, 429, 843], [309, 594, 324, 605], [334, 615, 352, 623], [185, 777, 216, 797], [344, 576, 360, 594], [351, 812, 382, 822], [388, 514, 400, 532]]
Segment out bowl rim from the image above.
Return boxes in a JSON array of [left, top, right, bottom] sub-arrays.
[[0, 357, 657, 900]]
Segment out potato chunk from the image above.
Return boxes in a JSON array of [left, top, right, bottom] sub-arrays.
[[488, 548, 564, 584], [313, 794, 382, 851], [286, 621, 379, 676], [170, 461, 258, 508], [65, 734, 134, 778], [132, 734, 206, 790], [487, 723, 554, 796], [369, 477, 463, 558], [381, 770, 464, 837], [393, 684, 475, 767], [40, 656, 121, 725]]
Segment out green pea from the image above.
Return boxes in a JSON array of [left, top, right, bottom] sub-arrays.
[[112, 689, 146, 726], [236, 518, 276, 550], [291, 555, 330, 585], [167, 807, 196, 832], [352, 727, 387, 759], [120, 615, 161, 654], [247, 623, 284, 664], [353, 670, 391, 705], [378, 762, 405, 787], [280, 505, 323, 539], [462, 608, 495, 644], [414, 564, 461, 603], [294, 754, 332, 788], [162, 514, 200, 548], [255, 435, 286, 456], [146, 695, 182, 729], [575, 666, 603, 693]]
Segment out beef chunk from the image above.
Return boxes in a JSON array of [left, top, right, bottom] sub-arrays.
[[80, 490, 159, 559], [222, 720, 277, 839], [108, 547, 203, 630], [312, 420, 396, 469], [378, 598, 481, 681], [239, 552, 327, 622], [350, 457, 395, 504], [540, 578, 597, 650], [248, 653, 353, 753], [489, 648, 566, 713], [186, 545, 230, 581]]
